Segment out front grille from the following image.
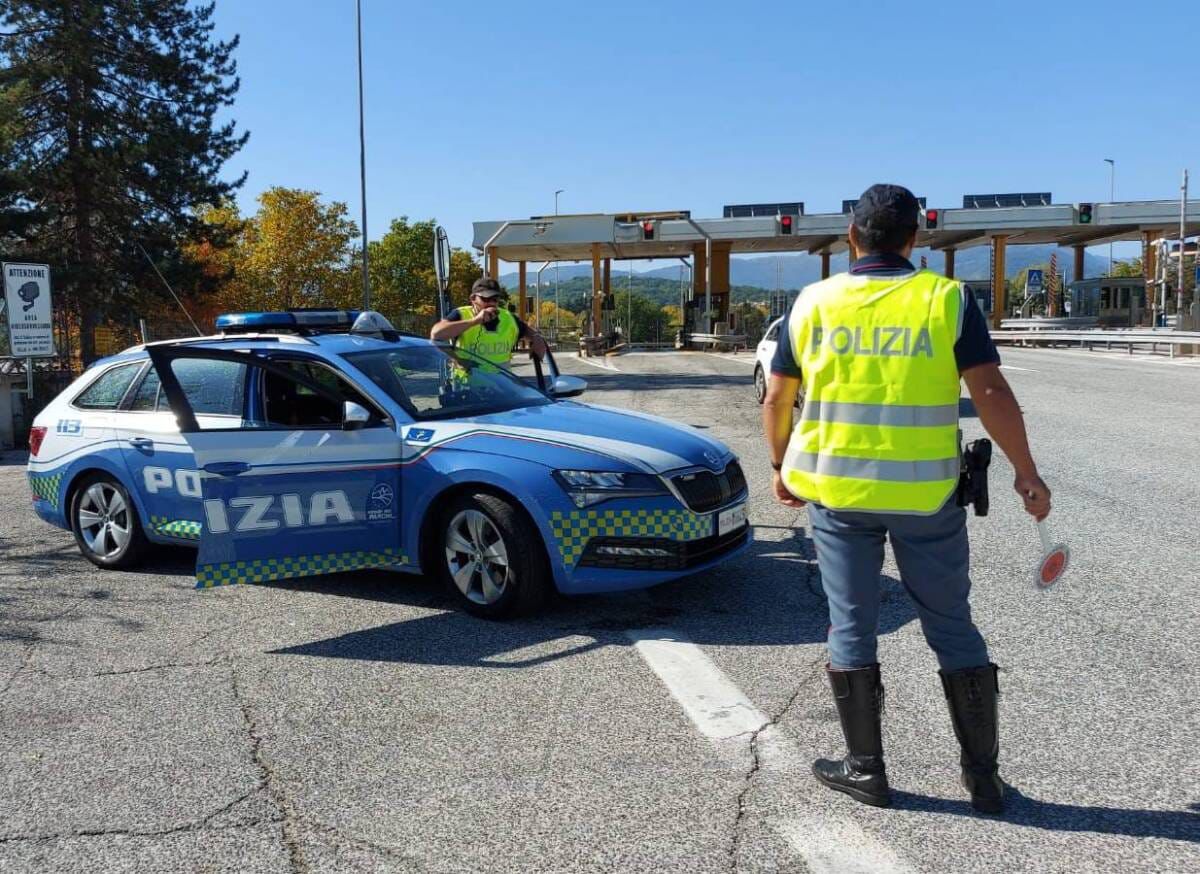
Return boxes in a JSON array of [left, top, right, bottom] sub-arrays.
[[578, 526, 750, 571], [671, 459, 747, 513]]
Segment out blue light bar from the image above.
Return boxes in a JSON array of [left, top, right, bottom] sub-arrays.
[[215, 310, 361, 331]]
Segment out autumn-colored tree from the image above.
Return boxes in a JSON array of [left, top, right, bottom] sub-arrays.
[[224, 187, 359, 311], [661, 304, 683, 326]]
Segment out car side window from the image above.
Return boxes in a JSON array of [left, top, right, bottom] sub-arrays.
[[163, 358, 247, 427], [258, 359, 381, 429], [74, 362, 142, 410], [129, 367, 165, 412], [765, 322, 779, 343]]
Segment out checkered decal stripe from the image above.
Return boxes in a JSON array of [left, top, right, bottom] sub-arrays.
[[149, 516, 202, 541], [28, 470, 64, 509], [196, 548, 410, 589], [550, 508, 713, 568]]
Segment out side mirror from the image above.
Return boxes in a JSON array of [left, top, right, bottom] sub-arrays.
[[550, 375, 587, 399], [342, 400, 371, 431]]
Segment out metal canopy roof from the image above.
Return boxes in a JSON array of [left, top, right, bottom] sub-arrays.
[[473, 200, 1200, 263]]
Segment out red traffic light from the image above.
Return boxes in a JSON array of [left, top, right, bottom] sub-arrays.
[[641, 220, 655, 240], [779, 214, 793, 235], [925, 209, 939, 229]]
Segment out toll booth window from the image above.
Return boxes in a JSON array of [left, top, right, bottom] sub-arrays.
[[74, 362, 142, 410], [166, 359, 247, 426], [259, 359, 378, 429], [1100, 288, 1112, 310]]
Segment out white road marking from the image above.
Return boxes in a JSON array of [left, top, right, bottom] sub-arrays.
[[1000, 364, 1039, 372], [626, 628, 768, 741], [629, 628, 918, 874]]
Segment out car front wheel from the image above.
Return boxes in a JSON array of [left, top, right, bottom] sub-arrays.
[[439, 493, 549, 619], [70, 473, 149, 570], [754, 365, 767, 404]]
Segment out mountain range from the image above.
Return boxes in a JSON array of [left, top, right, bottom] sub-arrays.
[[501, 245, 1110, 291]]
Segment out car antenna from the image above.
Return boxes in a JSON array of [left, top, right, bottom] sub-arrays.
[[135, 242, 203, 337]]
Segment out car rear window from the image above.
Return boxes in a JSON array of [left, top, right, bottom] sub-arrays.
[[74, 362, 142, 410]]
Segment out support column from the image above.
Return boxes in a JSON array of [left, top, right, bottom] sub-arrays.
[[692, 242, 707, 303], [487, 248, 499, 280], [603, 258, 611, 297], [944, 248, 956, 279], [991, 235, 1008, 330], [711, 242, 732, 325], [1143, 231, 1157, 324], [591, 243, 602, 343], [1073, 245, 1086, 283], [820, 251, 831, 279], [518, 261, 527, 322]]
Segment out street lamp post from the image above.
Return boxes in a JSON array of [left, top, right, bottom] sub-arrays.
[[1104, 158, 1115, 277], [554, 189, 563, 339], [356, 0, 370, 310]]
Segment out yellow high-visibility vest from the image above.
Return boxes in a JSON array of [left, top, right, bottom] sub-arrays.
[[781, 269, 964, 514], [455, 305, 520, 367]]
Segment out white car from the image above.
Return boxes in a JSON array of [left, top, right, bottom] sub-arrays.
[[753, 317, 803, 407]]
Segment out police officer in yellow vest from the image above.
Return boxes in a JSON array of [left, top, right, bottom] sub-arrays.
[[762, 185, 1051, 814], [429, 276, 547, 367]]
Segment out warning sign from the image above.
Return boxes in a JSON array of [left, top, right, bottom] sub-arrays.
[[3, 262, 55, 358]]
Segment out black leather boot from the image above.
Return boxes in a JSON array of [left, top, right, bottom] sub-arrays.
[[940, 663, 1004, 814], [812, 664, 890, 807]]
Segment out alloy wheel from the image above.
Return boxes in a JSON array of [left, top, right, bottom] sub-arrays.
[[444, 509, 511, 606], [77, 482, 132, 559]]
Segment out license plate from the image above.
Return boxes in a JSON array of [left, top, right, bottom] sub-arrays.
[[717, 503, 747, 536]]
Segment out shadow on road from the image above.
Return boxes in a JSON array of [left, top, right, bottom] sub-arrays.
[[892, 788, 1200, 844], [267, 524, 921, 669]]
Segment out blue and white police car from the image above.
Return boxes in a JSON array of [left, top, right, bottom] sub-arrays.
[[27, 310, 750, 617]]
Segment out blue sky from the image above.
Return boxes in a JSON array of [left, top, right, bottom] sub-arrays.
[[211, 1, 1195, 265]]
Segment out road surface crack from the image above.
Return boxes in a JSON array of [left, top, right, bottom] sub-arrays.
[[230, 661, 309, 873], [727, 658, 826, 872]]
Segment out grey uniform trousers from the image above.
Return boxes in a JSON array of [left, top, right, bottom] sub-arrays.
[[807, 499, 990, 672]]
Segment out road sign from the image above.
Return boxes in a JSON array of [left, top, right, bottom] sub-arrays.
[[1026, 269, 1044, 292], [3, 263, 55, 358]]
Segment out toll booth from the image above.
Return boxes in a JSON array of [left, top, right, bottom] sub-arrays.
[[962, 281, 993, 317], [1066, 278, 1146, 327]]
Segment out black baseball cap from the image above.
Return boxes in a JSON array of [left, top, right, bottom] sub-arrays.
[[852, 184, 920, 234], [471, 276, 503, 298]]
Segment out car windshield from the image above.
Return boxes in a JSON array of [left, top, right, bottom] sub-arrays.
[[344, 343, 551, 421]]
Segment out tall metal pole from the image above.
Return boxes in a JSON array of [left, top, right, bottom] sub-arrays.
[[1181, 169, 1189, 316], [356, 0, 370, 310], [1104, 158, 1115, 276], [554, 189, 562, 339]]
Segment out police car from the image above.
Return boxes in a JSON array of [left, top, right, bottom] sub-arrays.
[[27, 310, 750, 618]]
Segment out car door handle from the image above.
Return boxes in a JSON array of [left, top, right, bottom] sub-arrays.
[[127, 437, 154, 449], [203, 461, 251, 477]]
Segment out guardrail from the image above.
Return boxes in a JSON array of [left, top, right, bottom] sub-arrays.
[[1000, 317, 1100, 330], [687, 332, 747, 349], [992, 329, 1200, 357]]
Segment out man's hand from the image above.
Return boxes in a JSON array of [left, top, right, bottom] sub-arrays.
[[1014, 471, 1051, 521], [474, 305, 498, 325], [528, 332, 548, 360], [773, 471, 805, 508]]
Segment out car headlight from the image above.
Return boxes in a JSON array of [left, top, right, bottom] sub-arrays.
[[552, 469, 668, 508]]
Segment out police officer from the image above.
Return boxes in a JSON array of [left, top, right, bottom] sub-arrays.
[[429, 276, 547, 367], [762, 184, 1051, 814]]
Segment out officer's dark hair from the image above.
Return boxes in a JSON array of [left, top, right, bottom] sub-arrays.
[[851, 184, 920, 255]]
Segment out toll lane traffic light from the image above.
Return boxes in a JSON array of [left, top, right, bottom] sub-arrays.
[[923, 208, 939, 230], [641, 220, 655, 241], [1078, 203, 1093, 224], [778, 214, 793, 235]]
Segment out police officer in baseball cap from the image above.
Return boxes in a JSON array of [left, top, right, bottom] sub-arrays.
[[762, 183, 1051, 813], [430, 276, 547, 368]]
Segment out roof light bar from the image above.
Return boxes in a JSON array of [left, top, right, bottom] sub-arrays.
[[215, 310, 361, 331]]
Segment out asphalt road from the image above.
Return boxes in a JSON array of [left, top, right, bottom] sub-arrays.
[[1, 347, 1198, 872]]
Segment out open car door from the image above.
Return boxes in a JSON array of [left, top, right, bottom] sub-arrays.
[[147, 346, 406, 588]]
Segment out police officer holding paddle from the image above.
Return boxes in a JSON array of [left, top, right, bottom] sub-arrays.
[[762, 184, 1051, 814]]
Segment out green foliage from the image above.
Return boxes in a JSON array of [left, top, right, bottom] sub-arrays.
[[366, 217, 480, 318], [551, 275, 774, 312], [0, 0, 248, 361], [1111, 257, 1145, 278]]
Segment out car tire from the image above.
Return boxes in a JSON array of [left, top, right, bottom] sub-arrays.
[[70, 472, 149, 570], [754, 365, 767, 404], [437, 492, 550, 619]]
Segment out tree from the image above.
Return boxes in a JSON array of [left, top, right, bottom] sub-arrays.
[[218, 187, 358, 312], [367, 217, 481, 318], [1111, 257, 1145, 278], [661, 304, 683, 327], [0, 1, 248, 362]]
